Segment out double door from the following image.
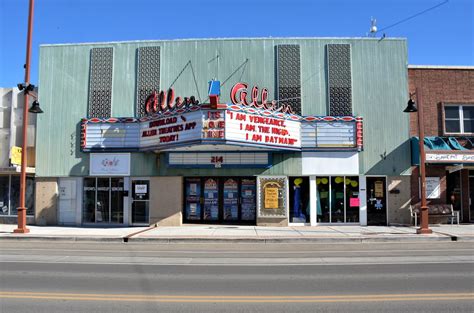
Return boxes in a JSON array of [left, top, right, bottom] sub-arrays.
[[184, 177, 256, 224]]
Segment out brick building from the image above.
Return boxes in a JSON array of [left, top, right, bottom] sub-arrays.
[[408, 65, 474, 223]]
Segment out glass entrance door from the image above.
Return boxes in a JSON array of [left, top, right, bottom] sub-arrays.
[[203, 178, 219, 221], [183, 177, 256, 224], [241, 178, 256, 221], [223, 178, 239, 221], [366, 177, 387, 225], [131, 179, 149, 224]]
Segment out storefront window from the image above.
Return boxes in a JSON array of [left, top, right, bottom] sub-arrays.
[[96, 178, 110, 223], [110, 178, 124, 224], [0, 175, 34, 216], [345, 176, 360, 223], [83, 178, 96, 223], [83, 177, 124, 224], [289, 177, 310, 223], [331, 177, 345, 223], [316, 177, 330, 222], [0, 176, 9, 215], [317, 176, 360, 224]]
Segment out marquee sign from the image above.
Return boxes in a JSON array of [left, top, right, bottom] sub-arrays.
[[81, 81, 363, 152]]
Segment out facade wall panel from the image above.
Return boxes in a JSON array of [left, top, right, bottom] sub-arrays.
[[37, 38, 409, 178]]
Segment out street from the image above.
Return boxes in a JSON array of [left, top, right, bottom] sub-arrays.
[[0, 241, 473, 312]]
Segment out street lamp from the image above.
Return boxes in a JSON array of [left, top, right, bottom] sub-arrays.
[[403, 88, 432, 234], [14, 0, 43, 234]]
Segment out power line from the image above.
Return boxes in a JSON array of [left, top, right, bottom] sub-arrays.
[[377, 0, 449, 33]]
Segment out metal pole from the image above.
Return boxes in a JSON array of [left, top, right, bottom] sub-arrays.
[[14, 0, 35, 234], [416, 88, 432, 234]]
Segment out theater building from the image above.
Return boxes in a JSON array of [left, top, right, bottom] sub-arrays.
[[34, 38, 412, 227], [408, 65, 474, 223]]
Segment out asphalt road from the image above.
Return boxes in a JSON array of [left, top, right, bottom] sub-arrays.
[[0, 241, 473, 312]]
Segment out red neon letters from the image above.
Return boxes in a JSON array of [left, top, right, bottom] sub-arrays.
[[230, 83, 294, 114], [145, 88, 199, 114]]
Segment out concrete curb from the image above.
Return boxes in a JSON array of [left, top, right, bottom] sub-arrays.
[[0, 234, 466, 243], [125, 235, 453, 244], [0, 236, 124, 242]]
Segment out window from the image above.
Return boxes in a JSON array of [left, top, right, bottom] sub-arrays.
[[444, 104, 474, 134], [0, 175, 35, 216], [82, 177, 124, 224], [316, 176, 359, 223]]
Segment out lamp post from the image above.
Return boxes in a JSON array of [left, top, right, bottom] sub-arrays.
[[14, 0, 41, 234], [404, 88, 432, 234]]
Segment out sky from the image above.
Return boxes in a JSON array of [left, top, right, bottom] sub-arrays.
[[0, 0, 473, 87]]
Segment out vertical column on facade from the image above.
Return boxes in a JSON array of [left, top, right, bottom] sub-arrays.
[[309, 176, 317, 226], [75, 178, 83, 226], [123, 177, 130, 225], [359, 175, 367, 226]]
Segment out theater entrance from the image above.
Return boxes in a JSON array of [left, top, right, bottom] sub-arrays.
[[183, 177, 257, 224]]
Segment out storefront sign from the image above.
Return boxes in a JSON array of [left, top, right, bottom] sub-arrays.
[[81, 82, 362, 152], [168, 152, 270, 167], [426, 153, 474, 163], [90, 153, 130, 176], [135, 184, 147, 194]]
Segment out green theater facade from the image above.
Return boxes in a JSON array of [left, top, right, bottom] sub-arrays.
[[35, 38, 411, 227]]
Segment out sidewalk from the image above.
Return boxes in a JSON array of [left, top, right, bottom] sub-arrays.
[[1, 224, 473, 243]]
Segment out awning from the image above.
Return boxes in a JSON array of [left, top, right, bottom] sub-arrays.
[[411, 136, 474, 165]]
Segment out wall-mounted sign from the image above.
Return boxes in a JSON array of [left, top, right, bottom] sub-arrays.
[[419, 177, 441, 199], [10, 146, 22, 165], [426, 153, 474, 163], [230, 82, 294, 113], [90, 153, 130, 176], [135, 184, 147, 194], [145, 88, 199, 115], [168, 152, 269, 168]]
